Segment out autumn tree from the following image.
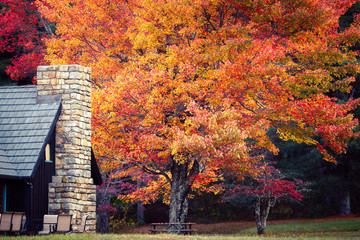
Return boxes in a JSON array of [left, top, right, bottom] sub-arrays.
[[224, 165, 304, 235], [37, 0, 360, 228], [0, 0, 53, 84]]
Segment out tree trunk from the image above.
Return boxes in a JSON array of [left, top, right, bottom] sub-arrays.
[[168, 160, 192, 232], [137, 203, 145, 224], [339, 187, 351, 216], [97, 209, 110, 233], [169, 158, 198, 233], [96, 188, 110, 233], [137, 181, 145, 224], [165, 157, 199, 233], [254, 198, 273, 235]]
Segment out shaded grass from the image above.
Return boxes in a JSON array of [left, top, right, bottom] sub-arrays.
[[0, 219, 359, 240]]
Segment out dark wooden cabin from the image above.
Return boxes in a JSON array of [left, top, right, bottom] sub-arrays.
[[0, 85, 102, 221]]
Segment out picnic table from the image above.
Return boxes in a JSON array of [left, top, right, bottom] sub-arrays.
[[149, 222, 197, 235]]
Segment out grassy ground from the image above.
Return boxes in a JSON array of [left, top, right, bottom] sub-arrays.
[[241, 219, 360, 235], [1, 232, 360, 240], [0, 218, 359, 239]]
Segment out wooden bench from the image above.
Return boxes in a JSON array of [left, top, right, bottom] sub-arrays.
[[149, 222, 197, 235]]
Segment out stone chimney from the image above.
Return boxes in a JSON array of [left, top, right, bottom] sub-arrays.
[[36, 65, 96, 232]]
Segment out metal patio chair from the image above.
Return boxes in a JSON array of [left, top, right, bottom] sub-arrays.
[[38, 214, 58, 235]]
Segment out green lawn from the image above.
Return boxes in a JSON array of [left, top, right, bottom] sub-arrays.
[[0, 219, 359, 240], [240, 219, 360, 235]]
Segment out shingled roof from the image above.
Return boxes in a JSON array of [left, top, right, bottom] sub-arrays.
[[0, 85, 61, 179]]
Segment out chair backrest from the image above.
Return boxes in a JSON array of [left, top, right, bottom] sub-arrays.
[[10, 212, 25, 232], [42, 214, 58, 233], [0, 212, 13, 231], [79, 215, 88, 233], [56, 214, 72, 233]]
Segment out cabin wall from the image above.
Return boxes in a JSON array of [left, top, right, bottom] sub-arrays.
[[30, 131, 56, 219], [3, 180, 27, 213], [0, 131, 56, 220]]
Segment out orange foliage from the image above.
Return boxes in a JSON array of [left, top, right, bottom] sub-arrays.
[[38, 0, 360, 204]]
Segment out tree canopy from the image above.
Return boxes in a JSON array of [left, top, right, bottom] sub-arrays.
[[37, 0, 360, 223]]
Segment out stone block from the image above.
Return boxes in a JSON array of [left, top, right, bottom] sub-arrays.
[[88, 194, 96, 201], [52, 176, 63, 184], [47, 66, 60, 71], [37, 79, 50, 85], [48, 203, 61, 211], [62, 203, 75, 210], [59, 79, 66, 85], [50, 78, 58, 85], [87, 220, 96, 226], [57, 71, 70, 78], [68, 169, 82, 177], [61, 93, 71, 100], [83, 171, 91, 178], [69, 72, 82, 79], [61, 192, 73, 198], [59, 65, 69, 71], [37, 66, 48, 72], [70, 92, 79, 100], [70, 84, 80, 90], [37, 71, 43, 79], [68, 65, 81, 71], [62, 176, 68, 183], [56, 169, 67, 176], [43, 71, 56, 79]]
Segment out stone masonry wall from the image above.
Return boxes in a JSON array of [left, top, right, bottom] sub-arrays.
[[36, 65, 96, 232]]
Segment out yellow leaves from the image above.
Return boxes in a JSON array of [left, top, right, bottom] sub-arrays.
[[173, 154, 187, 164], [316, 145, 337, 163], [131, 22, 163, 51], [277, 127, 318, 145], [121, 175, 171, 205], [170, 141, 180, 156]]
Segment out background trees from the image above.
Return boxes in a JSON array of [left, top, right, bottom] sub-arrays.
[[37, 0, 360, 227], [273, 1, 360, 218], [0, 0, 52, 84]]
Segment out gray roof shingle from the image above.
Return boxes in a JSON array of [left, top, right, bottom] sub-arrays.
[[0, 85, 61, 179]]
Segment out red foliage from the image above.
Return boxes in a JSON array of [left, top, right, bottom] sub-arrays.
[[226, 165, 304, 203], [97, 203, 117, 213], [245, 179, 304, 202], [0, 0, 48, 83], [5, 52, 44, 83], [96, 175, 139, 214]]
